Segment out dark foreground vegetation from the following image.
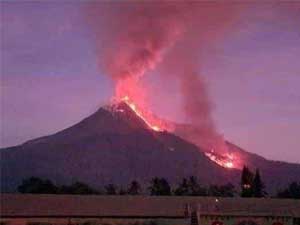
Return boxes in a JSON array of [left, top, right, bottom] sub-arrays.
[[12, 167, 300, 198], [26, 221, 158, 225], [17, 176, 236, 197], [25, 221, 159, 225]]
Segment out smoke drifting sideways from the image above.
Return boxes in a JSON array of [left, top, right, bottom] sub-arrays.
[[85, 2, 240, 154]]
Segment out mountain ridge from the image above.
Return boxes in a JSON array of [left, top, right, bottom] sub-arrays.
[[1, 103, 299, 193]]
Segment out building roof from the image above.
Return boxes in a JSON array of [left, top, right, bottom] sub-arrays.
[[1, 194, 300, 218]]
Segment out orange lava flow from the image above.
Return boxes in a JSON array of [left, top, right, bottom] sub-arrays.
[[205, 151, 235, 169], [121, 96, 161, 132]]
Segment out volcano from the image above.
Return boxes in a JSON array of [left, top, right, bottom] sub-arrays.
[[1, 102, 300, 193]]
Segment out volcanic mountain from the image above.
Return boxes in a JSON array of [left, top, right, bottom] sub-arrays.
[[1, 102, 299, 193], [174, 124, 300, 191]]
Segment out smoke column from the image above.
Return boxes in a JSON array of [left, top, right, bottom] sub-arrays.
[[86, 2, 239, 153]]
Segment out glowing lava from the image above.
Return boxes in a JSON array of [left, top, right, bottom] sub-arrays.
[[118, 96, 239, 169], [121, 96, 162, 132], [224, 161, 233, 169], [205, 150, 235, 169]]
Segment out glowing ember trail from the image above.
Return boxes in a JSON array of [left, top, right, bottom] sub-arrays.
[[205, 150, 235, 169], [121, 96, 162, 132], [119, 96, 240, 169]]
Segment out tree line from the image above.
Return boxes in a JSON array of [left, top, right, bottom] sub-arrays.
[[17, 176, 235, 197], [16, 166, 300, 199]]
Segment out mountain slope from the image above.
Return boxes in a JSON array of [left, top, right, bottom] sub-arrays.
[[173, 124, 300, 193], [226, 141, 300, 192], [1, 103, 238, 192]]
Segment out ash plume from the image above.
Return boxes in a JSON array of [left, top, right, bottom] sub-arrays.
[[86, 2, 238, 153]]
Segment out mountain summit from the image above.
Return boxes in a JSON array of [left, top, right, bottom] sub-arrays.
[[1, 102, 299, 193], [1, 102, 237, 192]]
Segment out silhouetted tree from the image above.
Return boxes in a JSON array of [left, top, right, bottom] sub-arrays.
[[288, 182, 300, 198], [127, 180, 142, 195], [119, 187, 127, 195], [188, 176, 207, 196], [148, 177, 171, 195], [174, 178, 189, 196], [174, 176, 207, 196], [18, 177, 58, 194], [208, 183, 235, 197], [241, 166, 254, 197], [147, 221, 158, 225], [105, 184, 117, 195], [253, 169, 266, 197], [277, 182, 300, 199], [222, 183, 236, 197], [59, 182, 99, 195]]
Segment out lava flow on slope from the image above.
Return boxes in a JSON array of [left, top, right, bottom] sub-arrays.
[[205, 150, 236, 169], [117, 95, 177, 133], [115, 96, 240, 170]]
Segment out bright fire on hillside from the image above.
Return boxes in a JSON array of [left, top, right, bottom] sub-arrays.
[[205, 150, 235, 169], [119, 96, 239, 169], [121, 96, 162, 132]]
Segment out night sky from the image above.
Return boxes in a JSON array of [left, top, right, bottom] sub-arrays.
[[1, 2, 300, 163]]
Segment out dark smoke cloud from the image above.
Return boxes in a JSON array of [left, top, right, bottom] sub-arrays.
[[86, 1, 241, 153]]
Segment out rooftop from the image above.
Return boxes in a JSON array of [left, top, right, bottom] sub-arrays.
[[1, 194, 300, 218]]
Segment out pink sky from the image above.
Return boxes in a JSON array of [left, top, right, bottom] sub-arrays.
[[1, 2, 300, 163]]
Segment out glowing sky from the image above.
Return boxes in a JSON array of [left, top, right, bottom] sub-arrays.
[[1, 2, 300, 163]]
